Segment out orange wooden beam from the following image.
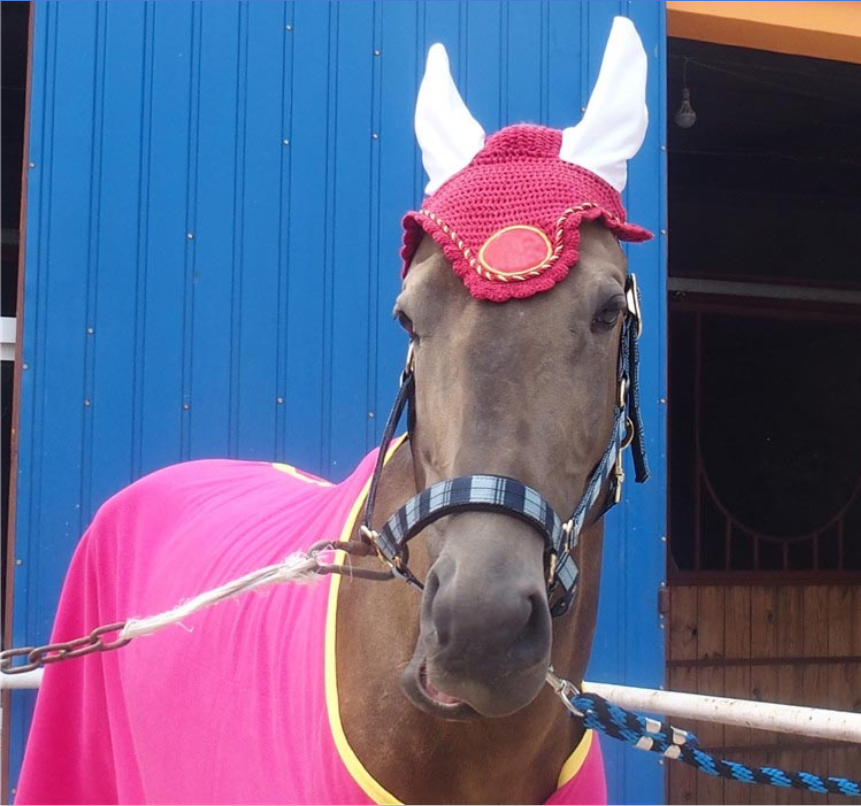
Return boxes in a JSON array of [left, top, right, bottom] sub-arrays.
[[667, 1, 861, 64]]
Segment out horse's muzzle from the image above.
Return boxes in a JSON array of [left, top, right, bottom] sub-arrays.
[[400, 536, 552, 718]]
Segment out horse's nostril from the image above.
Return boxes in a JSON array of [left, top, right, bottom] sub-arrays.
[[422, 568, 451, 647], [424, 568, 441, 600], [494, 591, 547, 663], [522, 595, 540, 637], [424, 575, 549, 670], [434, 627, 450, 649]]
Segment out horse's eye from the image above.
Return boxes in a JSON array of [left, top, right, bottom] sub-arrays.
[[396, 311, 415, 337], [592, 300, 624, 330]]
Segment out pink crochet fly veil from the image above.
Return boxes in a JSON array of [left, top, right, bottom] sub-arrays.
[[401, 18, 653, 302]]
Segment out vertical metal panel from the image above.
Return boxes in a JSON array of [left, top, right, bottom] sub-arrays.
[[588, 3, 668, 802], [283, 2, 326, 473], [138, 1, 192, 476], [327, 1, 376, 475], [88, 1, 145, 513], [10, 2, 666, 801], [236, 1, 284, 460]]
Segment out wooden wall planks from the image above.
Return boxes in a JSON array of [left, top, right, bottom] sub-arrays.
[[668, 586, 700, 805], [667, 585, 861, 806]]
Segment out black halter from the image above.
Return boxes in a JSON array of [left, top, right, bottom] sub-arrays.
[[360, 274, 649, 617]]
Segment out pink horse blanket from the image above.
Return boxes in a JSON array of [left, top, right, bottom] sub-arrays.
[[16, 445, 606, 805]]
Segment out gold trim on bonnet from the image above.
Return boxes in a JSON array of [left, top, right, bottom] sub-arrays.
[[418, 203, 619, 284], [324, 435, 594, 804]]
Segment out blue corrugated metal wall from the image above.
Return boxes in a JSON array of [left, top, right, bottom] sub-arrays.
[[9, 1, 666, 801]]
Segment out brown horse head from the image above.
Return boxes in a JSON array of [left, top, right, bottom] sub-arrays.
[[394, 221, 631, 719], [378, 19, 650, 720]]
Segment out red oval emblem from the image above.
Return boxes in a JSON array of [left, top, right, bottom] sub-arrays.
[[477, 225, 553, 280]]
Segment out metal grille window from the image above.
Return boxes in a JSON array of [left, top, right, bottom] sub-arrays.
[[668, 299, 861, 578]]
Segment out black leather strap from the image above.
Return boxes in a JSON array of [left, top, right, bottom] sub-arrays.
[[627, 305, 650, 484], [362, 371, 414, 542]]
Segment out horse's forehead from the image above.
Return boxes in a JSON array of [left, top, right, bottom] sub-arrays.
[[400, 124, 650, 304], [404, 223, 626, 313], [401, 238, 464, 303]]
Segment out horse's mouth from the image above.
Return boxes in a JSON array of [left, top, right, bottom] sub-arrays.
[[400, 659, 480, 721], [421, 664, 462, 706]]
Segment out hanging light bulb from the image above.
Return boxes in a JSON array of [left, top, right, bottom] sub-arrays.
[[674, 59, 697, 129], [675, 88, 697, 128]]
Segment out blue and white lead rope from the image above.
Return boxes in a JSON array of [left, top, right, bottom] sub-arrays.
[[548, 673, 861, 797]]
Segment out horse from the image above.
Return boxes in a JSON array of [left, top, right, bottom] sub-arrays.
[[15, 17, 651, 806]]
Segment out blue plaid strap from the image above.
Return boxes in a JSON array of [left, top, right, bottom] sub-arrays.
[[370, 475, 570, 574]]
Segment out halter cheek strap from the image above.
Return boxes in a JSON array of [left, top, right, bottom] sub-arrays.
[[361, 274, 649, 617]]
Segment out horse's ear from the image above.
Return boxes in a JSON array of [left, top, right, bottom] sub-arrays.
[[559, 17, 649, 192], [415, 44, 486, 195]]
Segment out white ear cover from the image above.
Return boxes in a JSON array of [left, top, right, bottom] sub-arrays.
[[415, 44, 486, 195], [559, 17, 649, 191]]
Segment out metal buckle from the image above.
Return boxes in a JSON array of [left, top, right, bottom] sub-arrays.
[[625, 274, 643, 340], [562, 519, 575, 552], [404, 341, 415, 375], [399, 342, 415, 386], [613, 452, 625, 504], [361, 525, 411, 580], [359, 524, 379, 545], [546, 551, 558, 587], [545, 667, 585, 717], [361, 525, 394, 565]]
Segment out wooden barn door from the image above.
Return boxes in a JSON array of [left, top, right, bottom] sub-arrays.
[[668, 585, 861, 805]]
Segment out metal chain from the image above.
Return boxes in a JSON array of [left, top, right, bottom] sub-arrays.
[[0, 622, 130, 675], [0, 541, 390, 676]]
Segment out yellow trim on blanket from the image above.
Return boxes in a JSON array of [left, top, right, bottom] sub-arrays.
[[324, 435, 593, 803], [325, 436, 408, 806], [270, 463, 333, 486], [556, 728, 594, 788]]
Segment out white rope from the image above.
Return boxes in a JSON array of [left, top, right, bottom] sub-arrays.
[[118, 552, 320, 641]]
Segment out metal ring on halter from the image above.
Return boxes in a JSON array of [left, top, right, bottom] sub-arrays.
[[360, 525, 400, 571], [618, 374, 630, 410], [620, 417, 635, 450]]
